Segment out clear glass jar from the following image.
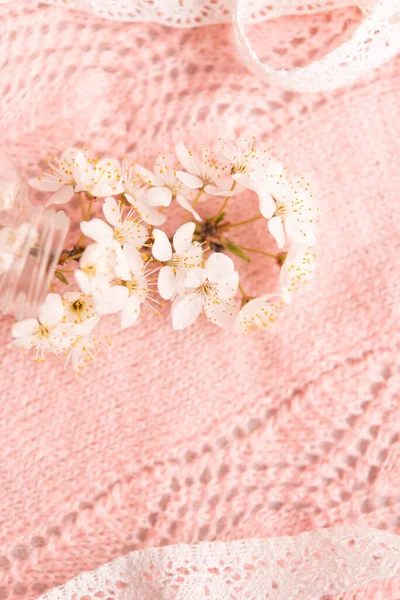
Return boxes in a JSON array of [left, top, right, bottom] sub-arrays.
[[0, 151, 70, 319]]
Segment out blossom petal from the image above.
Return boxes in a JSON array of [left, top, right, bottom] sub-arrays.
[[94, 158, 124, 197], [112, 242, 131, 280], [204, 184, 235, 196], [268, 215, 286, 248], [216, 270, 239, 300], [176, 171, 203, 190], [62, 291, 81, 303], [236, 295, 284, 334], [285, 214, 317, 247], [12, 335, 37, 349], [95, 284, 129, 315], [80, 218, 113, 244], [182, 242, 203, 268], [173, 222, 196, 255], [78, 243, 101, 270], [124, 221, 149, 250], [70, 314, 100, 336], [184, 267, 206, 289], [120, 296, 141, 329], [75, 270, 92, 295], [123, 244, 144, 274], [132, 163, 158, 186], [152, 229, 172, 262], [45, 184, 75, 207], [60, 147, 80, 163], [102, 196, 120, 227], [147, 186, 173, 207], [204, 298, 238, 328], [205, 252, 235, 281], [11, 318, 39, 338], [72, 152, 90, 192], [233, 173, 276, 219], [91, 179, 124, 199], [172, 293, 203, 330], [153, 153, 177, 187], [258, 189, 277, 219], [97, 158, 122, 172], [39, 293, 64, 326], [175, 143, 199, 174], [28, 174, 63, 192], [158, 266, 176, 300], [134, 197, 166, 226], [280, 245, 316, 304], [267, 160, 291, 203], [175, 193, 202, 221]]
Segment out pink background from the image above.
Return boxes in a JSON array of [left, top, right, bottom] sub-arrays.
[[0, 3, 399, 598]]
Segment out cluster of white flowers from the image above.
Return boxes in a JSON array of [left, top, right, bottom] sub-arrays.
[[9, 138, 319, 371], [10, 292, 102, 374]]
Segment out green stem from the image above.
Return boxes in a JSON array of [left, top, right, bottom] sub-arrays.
[[79, 192, 86, 220], [86, 199, 93, 220], [238, 283, 247, 297], [228, 214, 264, 228], [214, 181, 237, 220], [241, 246, 277, 259], [192, 190, 204, 207]]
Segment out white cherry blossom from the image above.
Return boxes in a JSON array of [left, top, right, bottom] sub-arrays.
[[28, 147, 79, 206], [63, 311, 102, 374], [62, 291, 99, 332], [73, 152, 124, 198], [64, 333, 101, 375], [81, 197, 148, 250], [75, 242, 130, 300], [221, 138, 291, 221], [136, 153, 201, 221], [118, 244, 158, 329], [152, 222, 203, 300], [172, 252, 239, 330], [280, 245, 317, 303], [175, 143, 234, 196], [266, 172, 319, 249], [11, 293, 74, 360], [121, 158, 166, 226], [236, 294, 285, 335], [29, 148, 123, 205], [92, 245, 158, 328]]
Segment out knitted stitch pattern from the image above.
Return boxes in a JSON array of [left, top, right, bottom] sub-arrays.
[[0, 3, 399, 599]]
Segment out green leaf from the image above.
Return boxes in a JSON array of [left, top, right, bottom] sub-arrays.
[[54, 270, 69, 285], [224, 240, 251, 262], [215, 212, 226, 225]]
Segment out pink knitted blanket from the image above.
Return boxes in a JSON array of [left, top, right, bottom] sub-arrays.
[[0, 2, 399, 599]]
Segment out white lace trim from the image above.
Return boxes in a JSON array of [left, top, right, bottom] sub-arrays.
[[0, 0, 371, 25], [1, 1, 400, 91], [234, 0, 400, 91], [38, 527, 400, 599]]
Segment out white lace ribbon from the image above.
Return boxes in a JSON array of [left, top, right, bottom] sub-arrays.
[[38, 527, 400, 599], [233, 0, 400, 91], [1, 0, 399, 91]]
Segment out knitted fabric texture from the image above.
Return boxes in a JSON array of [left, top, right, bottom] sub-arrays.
[[0, 2, 400, 599]]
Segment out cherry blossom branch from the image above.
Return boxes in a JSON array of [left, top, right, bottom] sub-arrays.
[[6, 139, 319, 372]]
